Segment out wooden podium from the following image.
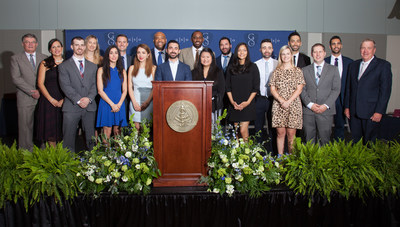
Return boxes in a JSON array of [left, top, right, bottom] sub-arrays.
[[152, 81, 213, 187]]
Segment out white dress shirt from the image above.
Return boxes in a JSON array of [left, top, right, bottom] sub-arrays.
[[154, 49, 166, 64], [330, 55, 343, 78], [169, 59, 179, 81], [191, 46, 204, 60], [255, 58, 274, 97], [307, 62, 329, 110], [220, 52, 232, 67]]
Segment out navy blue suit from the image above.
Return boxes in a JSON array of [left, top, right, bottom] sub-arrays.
[[325, 55, 353, 140], [154, 61, 192, 81], [216, 54, 233, 75], [344, 56, 392, 143]]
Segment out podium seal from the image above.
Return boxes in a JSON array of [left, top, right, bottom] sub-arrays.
[[166, 100, 199, 133]]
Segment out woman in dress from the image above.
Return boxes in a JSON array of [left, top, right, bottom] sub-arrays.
[[128, 44, 156, 132], [225, 43, 260, 142], [269, 45, 305, 156], [192, 47, 225, 125], [84, 35, 103, 66], [96, 45, 128, 139], [36, 38, 64, 147]]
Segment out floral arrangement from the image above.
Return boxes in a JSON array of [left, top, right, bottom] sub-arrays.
[[78, 119, 161, 196], [200, 112, 283, 197]]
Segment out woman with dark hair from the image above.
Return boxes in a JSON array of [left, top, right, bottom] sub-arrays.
[[128, 43, 156, 132], [192, 47, 225, 124], [96, 45, 128, 139], [36, 38, 64, 147], [225, 43, 260, 141]]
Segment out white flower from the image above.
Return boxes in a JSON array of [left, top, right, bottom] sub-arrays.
[[101, 156, 107, 160], [208, 162, 215, 168], [135, 164, 141, 169], [105, 175, 112, 183], [125, 151, 132, 158], [223, 139, 229, 145], [122, 176, 129, 182], [76, 172, 81, 177], [88, 176, 94, 182], [232, 162, 239, 168], [252, 157, 257, 163], [274, 162, 280, 168], [213, 188, 220, 193], [131, 144, 138, 152], [226, 185, 235, 195]]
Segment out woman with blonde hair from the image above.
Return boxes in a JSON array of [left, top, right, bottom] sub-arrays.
[[84, 35, 103, 66], [269, 45, 305, 157], [128, 44, 156, 131]]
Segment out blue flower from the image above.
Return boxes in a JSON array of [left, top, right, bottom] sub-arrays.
[[221, 176, 225, 180]]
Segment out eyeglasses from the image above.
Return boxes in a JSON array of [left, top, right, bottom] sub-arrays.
[[23, 41, 37, 44]]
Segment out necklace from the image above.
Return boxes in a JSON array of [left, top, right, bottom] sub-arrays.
[[55, 59, 63, 63]]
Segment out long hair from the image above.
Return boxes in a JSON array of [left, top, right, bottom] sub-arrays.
[[102, 45, 124, 87], [84, 35, 101, 65], [277, 45, 294, 69], [229, 43, 251, 75], [132, 44, 153, 77], [192, 47, 221, 83], [44, 38, 63, 69]]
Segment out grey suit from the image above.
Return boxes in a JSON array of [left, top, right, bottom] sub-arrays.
[[11, 52, 47, 150], [58, 57, 98, 152], [179, 47, 197, 70], [300, 63, 341, 145]]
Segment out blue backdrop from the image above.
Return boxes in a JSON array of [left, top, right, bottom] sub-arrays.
[[65, 29, 293, 62]]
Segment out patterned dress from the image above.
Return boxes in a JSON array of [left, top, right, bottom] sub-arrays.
[[268, 67, 305, 129]]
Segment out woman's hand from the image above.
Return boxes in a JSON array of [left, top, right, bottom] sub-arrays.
[[280, 100, 291, 109], [133, 102, 141, 112], [111, 103, 120, 112], [141, 102, 149, 111]]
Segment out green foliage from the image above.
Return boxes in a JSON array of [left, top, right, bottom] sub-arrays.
[[0, 142, 29, 209], [20, 143, 81, 208], [371, 140, 400, 196], [78, 118, 160, 196], [201, 111, 282, 197]]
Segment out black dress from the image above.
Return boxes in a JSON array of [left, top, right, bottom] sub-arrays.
[[225, 63, 260, 122], [36, 66, 64, 142], [192, 68, 225, 112]]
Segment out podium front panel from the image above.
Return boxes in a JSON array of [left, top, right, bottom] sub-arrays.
[[152, 81, 213, 187]]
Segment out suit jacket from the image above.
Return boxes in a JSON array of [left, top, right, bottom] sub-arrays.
[[216, 53, 234, 74], [154, 61, 192, 81], [324, 55, 353, 105], [151, 48, 169, 66], [10, 52, 47, 107], [179, 47, 196, 70], [344, 56, 392, 119], [297, 53, 311, 68], [301, 63, 341, 116], [58, 57, 98, 112], [254, 58, 278, 97]]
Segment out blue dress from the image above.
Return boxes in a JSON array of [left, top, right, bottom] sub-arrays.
[[96, 67, 128, 127]]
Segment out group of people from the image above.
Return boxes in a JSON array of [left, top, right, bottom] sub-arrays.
[[10, 30, 392, 155]]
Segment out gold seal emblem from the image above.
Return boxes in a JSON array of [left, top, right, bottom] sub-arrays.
[[166, 100, 199, 133]]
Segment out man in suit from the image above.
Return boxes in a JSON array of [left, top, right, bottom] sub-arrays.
[[179, 30, 204, 70], [288, 31, 311, 68], [344, 39, 392, 143], [116, 34, 132, 71], [11, 33, 47, 150], [254, 39, 278, 144], [155, 40, 192, 81], [152, 31, 168, 66], [324, 36, 353, 141], [216, 37, 233, 74], [301, 43, 341, 145], [58, 36, 98, 153]]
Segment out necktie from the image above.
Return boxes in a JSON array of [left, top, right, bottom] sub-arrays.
[[293, 55, 296, 67], [195, 49, 199, 65], [265, 61, 270, 96], [358, 62, 366, 80], [222, 56, 228, 72], [29, 54, 35, 69], [334, 58, 338, 67], [122, 56, 126, 70], [79, 60, 84, 78], [316, 66, 321, 85], [158, 51, 163, 66]]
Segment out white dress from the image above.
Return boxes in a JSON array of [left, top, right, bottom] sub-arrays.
[[129, 68, 153, 122]]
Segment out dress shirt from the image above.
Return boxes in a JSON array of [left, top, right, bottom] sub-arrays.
[[359, 56, 374, 79], [192, 46, 204, 60], [25, 52, 36, 66], [72, 55, 85, 72], [169, 59, 179, 81], [154, 49, 166, 64], [220, 52, 232, 67], [330, 55, 343, 77], [255, 58, 273, 97], [307, 62, 329, 110], [293, 52, 299, 67]]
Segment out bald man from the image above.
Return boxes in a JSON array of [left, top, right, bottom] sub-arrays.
[[152, 31, 169, 66]]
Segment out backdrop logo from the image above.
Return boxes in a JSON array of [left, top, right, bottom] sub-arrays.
[[176, 37, 190, 44], [247, 33, 256, 47], [107, 32, 115, 46], [203, 32, 210, 46]]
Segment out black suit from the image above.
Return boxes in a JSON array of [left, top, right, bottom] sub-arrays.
[[151, 48, 168, 66], [296, 53, 311, 68], [344, 56, 392, 143]]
